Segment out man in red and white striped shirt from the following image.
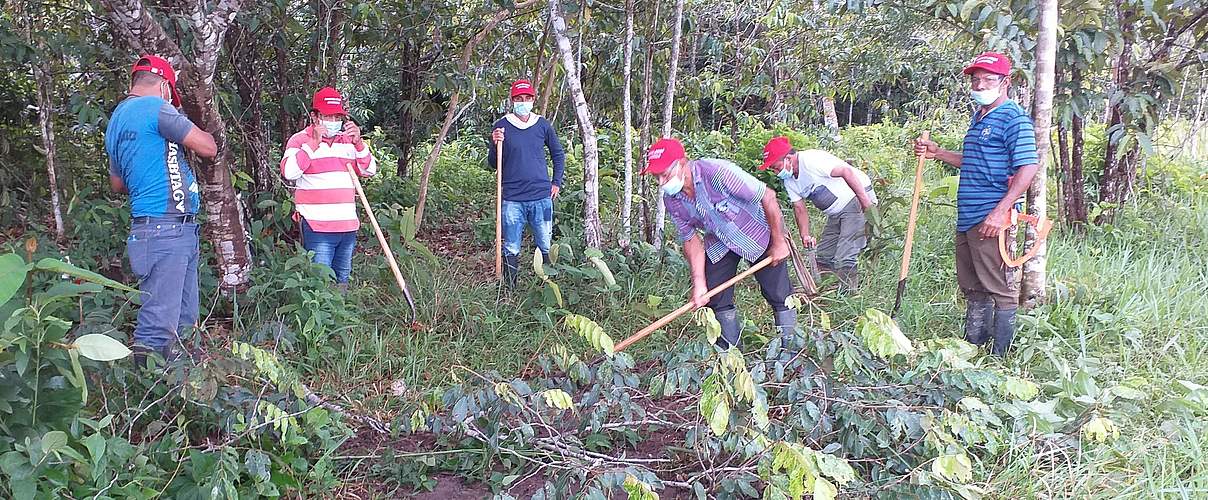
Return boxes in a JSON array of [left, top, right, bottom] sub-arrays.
[[280, 87, 377, 289]]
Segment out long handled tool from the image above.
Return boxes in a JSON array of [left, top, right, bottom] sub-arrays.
[[346, 163, 417, 322], [787, 236, 819, 296], [495, 140, 504, 279], [615, 257, 773, 352], [892, 131, 929, 318]]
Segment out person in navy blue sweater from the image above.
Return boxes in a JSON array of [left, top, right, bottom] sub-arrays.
[[489, 79, 566, 286], [913, 52, 1039, 356]]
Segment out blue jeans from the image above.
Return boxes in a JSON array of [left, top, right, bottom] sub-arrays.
[[502, 197, 553, 257], [127, 220, 200, 350], [302, 219, 356, 283]]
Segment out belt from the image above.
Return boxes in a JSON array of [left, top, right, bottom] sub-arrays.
[[131, 214, 197, 224]]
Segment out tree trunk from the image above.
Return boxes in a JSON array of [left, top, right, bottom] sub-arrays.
[[34, 63, 66, 245], [538, 51, 559, 115], [1098, 3, 1138, 221], [1020, 0, 1057, 309], [653, 0, 685, 252], [227, 22, 273, 198], [314, 0, 346, 86], [820, 95, 841, 142], [397, 40, 421, 177], [619, 0, 635, 250], [533, 19, 550, 96], [550, 0, 603, 249], [1070, 109, 1088, 225], [20, 3, 67, 245], [1056, 121, 1069, 222], [101, 0, 253, 290], [414, 0, 538, 228], [274, 4, 294, 145], [637, 1, 659, 244]]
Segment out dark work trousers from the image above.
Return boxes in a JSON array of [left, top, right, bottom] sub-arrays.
[[704, 249, 793, 313]]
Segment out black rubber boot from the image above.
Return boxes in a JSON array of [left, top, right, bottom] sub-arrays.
[[132, 345, 155, 370], [963, 299, 994, 346], [991, 307, 1017, 356], [503, 253, 519, 288], [774, 309, 798, 340], [715, 308, 741, 350], [542, 253, 551, 266], [133, 344, 180, 371]]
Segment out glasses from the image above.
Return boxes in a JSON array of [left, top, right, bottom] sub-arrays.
[[969, 75, 1004, 86]]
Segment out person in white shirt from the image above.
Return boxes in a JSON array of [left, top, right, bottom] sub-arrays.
[[759, 136, 877, 291]]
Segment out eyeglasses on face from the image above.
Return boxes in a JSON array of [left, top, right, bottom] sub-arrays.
[[969, 75, 1004, 86]]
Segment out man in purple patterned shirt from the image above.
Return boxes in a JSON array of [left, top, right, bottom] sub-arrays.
[[642, 138, 795, 349]]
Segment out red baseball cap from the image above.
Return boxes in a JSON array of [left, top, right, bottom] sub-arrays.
[[131, 55, 180, 107], [642, 138, 686, 175], [312, 87, 347, 116], [511, 79, 535, 98], [759, 136, 793, 170], [963, 51, 1011, 77]]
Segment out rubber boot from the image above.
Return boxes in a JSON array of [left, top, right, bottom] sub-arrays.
[[835, 266, 859, 293], [990, 307, 1017, 356], [133, 344, 179, 371], [334, 282, 349, 295], [774, 309, 798, 340], [715, 308, 741, 350], [132, 345, 154, 370], [963, 299, 994, 346], [503, 253, 519, 288], [542, 253, 551, 266]]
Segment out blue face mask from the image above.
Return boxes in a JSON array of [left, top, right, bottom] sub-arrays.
[[661, 172, 685, 196], [776, 164, 794, 180], [661, 165, 690, 196], [513, 101, 534, 116]]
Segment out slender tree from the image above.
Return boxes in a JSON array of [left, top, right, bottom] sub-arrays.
[[550, 0, 603, 249], [100, 0, 253, 289], [19, 2, 66, 245], [620, 0, 636, 250], [1021, 0, 1057, 309], [414, 0, 539, 228], [653, 0, 684, 251]]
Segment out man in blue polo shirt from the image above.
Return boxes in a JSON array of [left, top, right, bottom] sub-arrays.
[[913, 52, 1039, 356], [489, 79, 566, 287], [105, 55, 217, 366]]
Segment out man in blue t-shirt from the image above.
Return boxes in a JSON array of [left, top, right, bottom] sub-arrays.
[[488, 79, 566, 287], [913, 52, 1039, 356], [104, 55, 217, 366]]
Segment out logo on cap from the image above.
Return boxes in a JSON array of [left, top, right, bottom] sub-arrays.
[[648, 148, 665, 160]]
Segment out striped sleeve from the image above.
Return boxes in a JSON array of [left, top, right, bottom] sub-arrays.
[[713, 160, 766, 205], [666, 199, 699, 242], [1006, 112, 1039, 171], [353, 142, 378, 177], [281, 132, 314, 181]]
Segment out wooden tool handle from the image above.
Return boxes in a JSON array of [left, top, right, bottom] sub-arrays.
[[614, 257, 774, 352], [346, 164, 409, 297], [899, 131, 929, 281], [495, 140, 504, 279]]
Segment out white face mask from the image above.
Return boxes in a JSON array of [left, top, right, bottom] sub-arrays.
[[160, 82, 172, 103], [320, 119, 344, 138], [971, 86, 1001, 106]]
